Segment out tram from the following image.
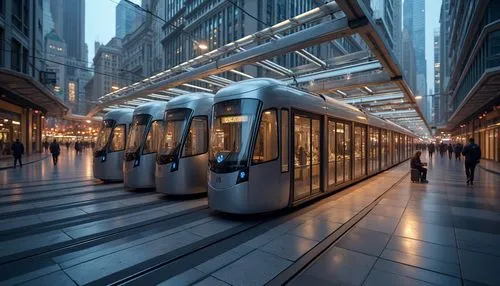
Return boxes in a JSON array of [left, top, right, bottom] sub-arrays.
[[123, 102, 167, 189], [207, 78, 416, 214], [155, 92, 214, 194], [93, 109, 134, 182]]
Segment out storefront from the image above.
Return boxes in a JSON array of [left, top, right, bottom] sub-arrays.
[[452, 109, 500, 163], [0, 69, 68, 157]]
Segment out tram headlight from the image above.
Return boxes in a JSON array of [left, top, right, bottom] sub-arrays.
[[236, 168, 249, 184], [170, 161, 179, 172]]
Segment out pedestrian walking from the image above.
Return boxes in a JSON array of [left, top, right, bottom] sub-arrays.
[[448, 144, 453, 160], [11, 139, 24, 168], [65, 141, 70, 150], [439, 143, 446, 158], [49, 139, 61, 166], [428, 143, 435, 158], [454, 143, 463, 160], [462, 138, 481, 185], [43, 140, 49, 152]]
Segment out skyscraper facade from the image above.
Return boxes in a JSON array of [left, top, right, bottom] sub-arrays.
[[438, 0, 450, 126], [0, 0, 60, 154], [433, 28, 440, 125], [116, 0, 143, 39], [370, 0, 402, 61], [62, 0, 85, 61], [403, 0, 427, 116], [156, 0, 363, 81], [442, 0, 500, 162], [91, 38, 123, 103]]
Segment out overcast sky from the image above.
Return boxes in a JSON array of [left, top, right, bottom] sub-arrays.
[[86, 0, 443, 94]]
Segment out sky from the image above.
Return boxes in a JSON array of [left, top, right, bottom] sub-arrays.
[[85, 0, 141, 63], [86, 0, 443, 93]]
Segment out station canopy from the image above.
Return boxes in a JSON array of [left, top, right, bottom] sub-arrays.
[[88, 0, 430, 138]]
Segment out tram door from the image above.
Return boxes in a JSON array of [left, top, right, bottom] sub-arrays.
[[293, 113, 321, 201]]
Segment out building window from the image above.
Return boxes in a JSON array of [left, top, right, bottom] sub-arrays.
[[11, 39, 21, 72], [68, 81, 76, 103]]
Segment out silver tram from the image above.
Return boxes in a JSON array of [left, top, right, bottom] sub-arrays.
[[123, 102, 167, 189], [155, 93, 214, 194], [93, 109, 134, 182], [207, 78, 416, 214]]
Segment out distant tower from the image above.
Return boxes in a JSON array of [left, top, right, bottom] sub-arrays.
[[116, 0, 142, 38], [62, 0, 86, 61], [403, 0, 427, 117]]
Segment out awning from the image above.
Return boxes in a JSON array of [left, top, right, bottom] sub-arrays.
[[0, 68, 69, 117]]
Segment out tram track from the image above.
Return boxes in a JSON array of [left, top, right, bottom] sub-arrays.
[[111, 169, 411, 286], [0, 177, 95, 190], [0, 163, 412, 285], [0, 199, 209, 266]]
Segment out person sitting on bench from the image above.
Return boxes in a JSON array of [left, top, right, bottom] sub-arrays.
[[411, 151, 428, 183]]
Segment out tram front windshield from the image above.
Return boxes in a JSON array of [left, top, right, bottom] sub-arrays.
[[209, 99, 259, 173], [125, 114, 151, 154], [157, 108, 191, 164], [95, 119, 115, 152]]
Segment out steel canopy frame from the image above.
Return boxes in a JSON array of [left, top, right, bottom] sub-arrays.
[[89, 0, 430, 138], [88, 16, 354, 116]]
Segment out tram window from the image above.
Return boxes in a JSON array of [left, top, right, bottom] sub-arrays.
[[183, 116, 208, 157], [336, 122, 345, 184], [373, 128, 380, 172], [345, 123, 351, 181], [110, 125, 126, 152], [354, 125, 365, 178], [381, 130, 387, 168], [327, 121, 336, 187], [294, 115, 311, 199], [252, 109, 278, 164], [311, 119, 321, 192], [281, 109, 289, 172], [143, 120, 162, 154]]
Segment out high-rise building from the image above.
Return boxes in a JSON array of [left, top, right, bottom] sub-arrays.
[[370, 0, 402, 61], [43, 0, 88, 114], [442, 0, 500, 162], [438, 0, 450, 125], [157, 0, 363, 81], [91, 38, 123, 103], [433, 28, 440, 125], [120, 12, 154, 85], [42, 0, 55, 37], [44, 30, 67, 100], [116, 0, 143, 39], [401, 30, 417, 92], [62, 0, 85, 61], [403, 0, 427, 115], [49, 0, 64, 37], [0, 0, 66, 155]]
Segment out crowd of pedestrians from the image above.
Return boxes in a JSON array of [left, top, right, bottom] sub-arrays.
[[417, 138, 481, 185]]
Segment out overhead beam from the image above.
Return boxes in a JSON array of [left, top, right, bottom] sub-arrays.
[[284, 61, 382, 85], [88, 17, 355, 116], [343, 92, 404, 104]]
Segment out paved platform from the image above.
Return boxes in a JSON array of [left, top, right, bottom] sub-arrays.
[[0, 151, 498, 286], [0, 152, 51, 170]]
